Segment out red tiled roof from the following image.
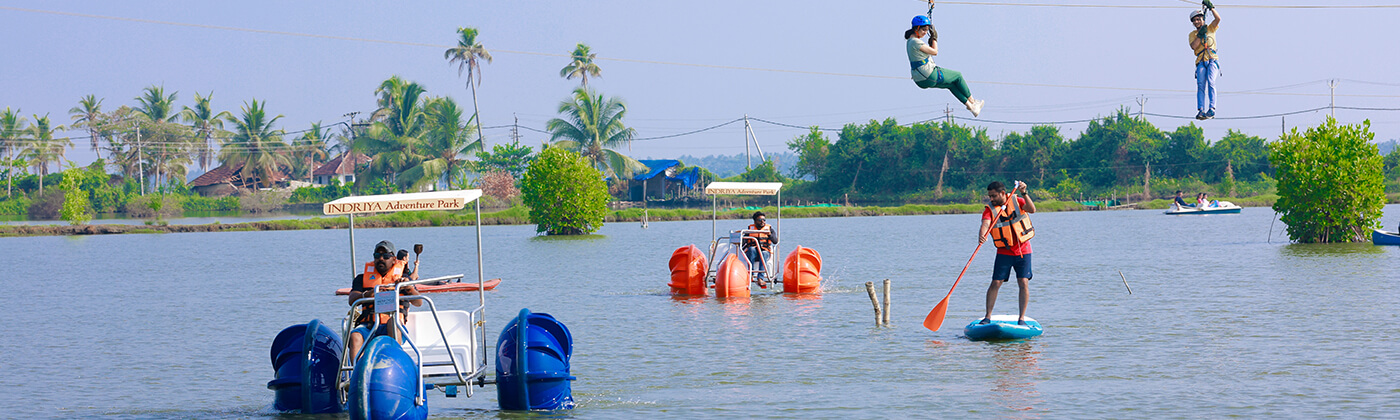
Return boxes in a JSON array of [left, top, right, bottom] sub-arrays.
[[187, 162, 289, 188], [313, 152, 370, 176]]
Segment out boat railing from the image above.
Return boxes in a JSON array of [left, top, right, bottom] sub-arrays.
[[705, 230, 779, 283]]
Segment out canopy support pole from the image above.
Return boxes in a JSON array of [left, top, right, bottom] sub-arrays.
[[348, 213, 357, 278]]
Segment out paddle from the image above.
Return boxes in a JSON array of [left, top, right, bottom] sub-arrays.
[[922, 237, 986, 332]]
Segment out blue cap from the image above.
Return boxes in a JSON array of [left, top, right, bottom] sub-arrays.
[[912, 15, 932, 28]]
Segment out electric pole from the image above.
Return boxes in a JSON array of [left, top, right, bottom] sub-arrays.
[[944, 104, 954, 124], [1328, 79, 1337, 118], [135, 121, 144, 196], [1136, 96, 1148, 119], [744, 115, 752, 170]]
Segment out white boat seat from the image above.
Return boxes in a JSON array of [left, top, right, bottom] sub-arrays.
[[404, 310, 478, 384]]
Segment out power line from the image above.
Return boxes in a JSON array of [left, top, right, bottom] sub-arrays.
[[928, 0, 1400, 9], [8, 6, 1400, 98]]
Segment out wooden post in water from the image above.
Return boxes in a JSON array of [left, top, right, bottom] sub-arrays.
[[1118, 270, 1134, 295], [865, 281, 882, 326], [881, 279, 891, 325]]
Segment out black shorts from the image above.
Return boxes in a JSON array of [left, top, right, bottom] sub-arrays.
[[992, 253, 1032, 281]]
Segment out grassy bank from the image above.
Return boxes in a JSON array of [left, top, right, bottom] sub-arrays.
[[0, 195, 1284, 237]]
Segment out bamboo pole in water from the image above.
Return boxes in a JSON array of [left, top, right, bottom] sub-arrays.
[[865, 281, 882, 326], [881, 279, 891, 326]]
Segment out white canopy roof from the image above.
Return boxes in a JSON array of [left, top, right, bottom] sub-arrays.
[[323, 189, 483, 215], [704, 182, 782, 196]]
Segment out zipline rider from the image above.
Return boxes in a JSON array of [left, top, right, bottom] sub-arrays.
[[906, 15, 984, 117], [978, 181, 1036, 326], [1189, 0, 1222, 120]]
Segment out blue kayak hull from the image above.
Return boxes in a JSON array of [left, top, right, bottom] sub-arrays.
[[964, 316, 1043, 341], [1374, 230, 1400, 246]]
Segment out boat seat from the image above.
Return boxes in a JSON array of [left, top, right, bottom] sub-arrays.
[[404, 310, 479, 384]]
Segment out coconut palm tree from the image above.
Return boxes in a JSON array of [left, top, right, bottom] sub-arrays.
[[418, 97, 482, 188], [0, 108, 28, 197], [69, 95, 105, 160], [21, 114, 73, 194], [444, 27, 491, 146], [179, 91, 233, 173], [292, 122, 330, 182], [545, 88, 644, 180], [135, 85, 178, 123], [560, 43, 602, 88], [221, 100, 291, 189], [354, 80, 432, 191]]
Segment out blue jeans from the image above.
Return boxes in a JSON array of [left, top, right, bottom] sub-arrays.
[[1195, 60, 1218, 112], [744, 247, 770, 278]]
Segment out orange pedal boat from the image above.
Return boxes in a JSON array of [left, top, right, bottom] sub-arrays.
[[668, 245, 709, 296], [782, 246, 822, 294], [713, 253, 752, 298]]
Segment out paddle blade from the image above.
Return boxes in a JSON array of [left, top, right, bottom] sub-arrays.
[[923, 297, 950, 332]]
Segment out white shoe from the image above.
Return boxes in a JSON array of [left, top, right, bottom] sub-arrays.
[[967, 99, 985, 117]]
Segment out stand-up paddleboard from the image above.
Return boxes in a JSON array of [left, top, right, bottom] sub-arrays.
[[963, 315, 1043, 341]]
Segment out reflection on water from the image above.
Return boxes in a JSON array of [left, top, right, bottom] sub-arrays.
[[987, 341, 1043, 417], [1281, 242, 1386, 257]]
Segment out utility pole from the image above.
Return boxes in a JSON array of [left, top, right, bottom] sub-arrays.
[[1328, 79, 1338, 118], [944, 104, 954, 124], [135, 121, 144, 196], [1281, 116, 1285, 137], [1136, 96, 1148, 119], [510, 113, 522, 144], [744, 115, 766, 166], [744, 115, 752, 170]]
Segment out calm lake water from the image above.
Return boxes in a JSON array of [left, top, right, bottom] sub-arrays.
[[4, 205, 1399, 419]]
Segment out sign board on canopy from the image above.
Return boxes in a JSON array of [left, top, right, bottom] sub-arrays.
[[323, 190, 483, 215], [704, 182, 782, 196]]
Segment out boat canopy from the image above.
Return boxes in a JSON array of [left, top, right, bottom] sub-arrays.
[[704, 182, 782, 196], [323, 190, 483, 215]]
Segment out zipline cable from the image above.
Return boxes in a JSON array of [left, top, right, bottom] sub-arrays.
[[7, 6, 1400, 98]]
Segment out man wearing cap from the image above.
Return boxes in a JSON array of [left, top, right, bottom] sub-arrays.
[[346, 240, 422, 363], [1189, 1, 1222, 120]]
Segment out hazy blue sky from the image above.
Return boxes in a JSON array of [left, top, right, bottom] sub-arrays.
[[3, 0, 1399, 169]]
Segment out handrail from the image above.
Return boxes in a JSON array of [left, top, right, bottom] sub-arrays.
[[398, 295, 470, 387]]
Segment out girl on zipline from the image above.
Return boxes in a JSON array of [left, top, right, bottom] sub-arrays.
[[906, 15, 984, 117]]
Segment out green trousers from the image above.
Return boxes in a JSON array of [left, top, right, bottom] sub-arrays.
[[915, 67, 971, 104]]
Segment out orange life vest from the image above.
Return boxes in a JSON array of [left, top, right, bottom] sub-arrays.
[[988, 196, 1034, 249], [746, 224, 773, 252], [361, 260, 407, 325]]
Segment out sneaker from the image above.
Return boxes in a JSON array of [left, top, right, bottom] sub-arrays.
[[1195, 111, 1206, 120], [756, 276, 768, 289], [967, 99, 985, 117], [1205, 109, 1216, 119], [978, 318, 991, 325]]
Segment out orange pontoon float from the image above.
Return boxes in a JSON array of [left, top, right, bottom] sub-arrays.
[[667, 181, 824, 298]]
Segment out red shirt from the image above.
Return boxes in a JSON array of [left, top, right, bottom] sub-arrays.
[[982, 196, 1032, 256]]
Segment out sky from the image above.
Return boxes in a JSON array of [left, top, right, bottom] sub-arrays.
[[3, 0, 1399, 171]]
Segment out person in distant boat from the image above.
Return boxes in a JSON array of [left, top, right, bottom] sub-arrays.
[[1173, 190, 1193, 208], [743, 211, 778, 288], [1189, 1, 1221, 120], [906, 15, 985, 117], [347, 240, 422, 363], [979, 181, 1036, 325]]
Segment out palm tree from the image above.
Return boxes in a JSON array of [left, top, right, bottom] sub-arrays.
[[22, 114, 73, 194], [179, 91, 233, 173], [135, 85, 178, 123], [545, 88, 644, 180], [221, 100, 291, 189], [292, 122, 330, 182], [354, 80, 432, 191], [444, 27, 491, 146], [560, 43, 602, 88], [419, 97, 482, 188], [68, 95, 105, 160], [0, 108, 28, 197]]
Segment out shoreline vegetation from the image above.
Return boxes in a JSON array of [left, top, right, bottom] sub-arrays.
[[0, 194, 1289, 237]]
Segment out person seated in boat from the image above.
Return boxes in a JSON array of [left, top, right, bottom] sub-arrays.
[[742, 211, 779, 288], [1173, 190, 1193, 208], [347, 240, 422, 363]]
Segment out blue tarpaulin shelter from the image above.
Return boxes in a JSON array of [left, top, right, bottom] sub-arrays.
[[631, 160, 701, 201]]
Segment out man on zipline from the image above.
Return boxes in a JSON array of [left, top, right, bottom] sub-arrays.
[[907, 15, 984, 117], [1189, 1, 1221, 120]]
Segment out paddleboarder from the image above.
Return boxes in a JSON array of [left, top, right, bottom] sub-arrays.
[[979, 181, 1036, 325]]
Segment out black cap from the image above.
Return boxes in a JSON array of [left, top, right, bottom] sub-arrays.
[[375, 240, 395, 253]]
